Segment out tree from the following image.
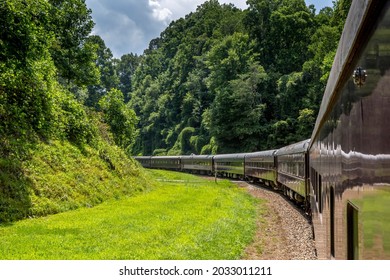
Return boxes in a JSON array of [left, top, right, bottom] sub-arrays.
[[0, 0, 57, 139], [302, 0, 350, 118], [245, 0, 315, 73], [48, 0, 99, 88], [297, 108, 315, 138], [99, 89, 138, 153], [206, 32, 255, 92], [85, 35, 119, 108], [116, 53, 141, 102], [128, 0, 351, 154], [210, 62, 269, 152]]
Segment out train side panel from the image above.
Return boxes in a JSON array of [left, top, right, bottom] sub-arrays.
[[214, 154, 246, 179], [275, 139, 310, 202], [181, 155, 214, 175], [150, 156, 182, 171], [245, 150, 277, 186], [133, 156, 152, 168], [309, 0, 390, 259]]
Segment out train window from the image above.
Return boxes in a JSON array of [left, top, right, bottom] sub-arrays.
[[347, 202, 359, 260]]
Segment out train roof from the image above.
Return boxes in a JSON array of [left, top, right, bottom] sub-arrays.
[[180, 155, 213, 160], [213, 153, 246, 160], [133, 156, 152, 159], [150, 155, 181, 159], [275, 139, 310, 156], [245, 149, 277, 158]]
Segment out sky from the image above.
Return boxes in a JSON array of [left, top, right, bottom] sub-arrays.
[[85, 0, 334, 58]]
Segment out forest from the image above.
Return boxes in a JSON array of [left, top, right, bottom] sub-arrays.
[[1, 0, 350, 220], [1, 0, 351, 157], [129, 0, 352, 155]]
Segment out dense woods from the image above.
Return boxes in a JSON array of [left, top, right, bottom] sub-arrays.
[[1, 0, 351, 220], [129, 0, 352, 155], [0, 0, 351, 156]]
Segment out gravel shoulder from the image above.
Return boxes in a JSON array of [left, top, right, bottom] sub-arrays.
[[236, 181, 317, 260]]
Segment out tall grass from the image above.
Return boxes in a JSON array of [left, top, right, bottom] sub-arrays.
[[0, 140, 150, 222], [0, 170, 262, 260]]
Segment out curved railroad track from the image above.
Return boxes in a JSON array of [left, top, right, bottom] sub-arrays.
[[237, 181, 317, 260]]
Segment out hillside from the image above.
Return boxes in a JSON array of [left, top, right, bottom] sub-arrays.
[[0, 136, 150, 223], [0, 0, 147, 222]]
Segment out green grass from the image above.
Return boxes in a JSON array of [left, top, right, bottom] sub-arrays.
[[1, 140, 150, 222], [0, 169, 261, 260]]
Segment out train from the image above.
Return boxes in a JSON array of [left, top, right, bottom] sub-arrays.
[[135, 141, 309, 207], [134, 0, 390, 260]]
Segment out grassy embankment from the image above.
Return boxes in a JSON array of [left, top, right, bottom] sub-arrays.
[[0, 168, 263, 259], [0, 140, 150, 222]]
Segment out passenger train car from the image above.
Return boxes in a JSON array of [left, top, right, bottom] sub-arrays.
[[309, 0, 390, 259], [134, 0, 390, 259]]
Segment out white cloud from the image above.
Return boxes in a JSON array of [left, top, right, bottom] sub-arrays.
[[86, 0, 248, 57], [92, 12, 145, 58], [149, 0, 173, 23]]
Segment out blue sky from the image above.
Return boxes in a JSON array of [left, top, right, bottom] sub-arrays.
[[85, 0, 335, 57], [306, 0, 334, 11]]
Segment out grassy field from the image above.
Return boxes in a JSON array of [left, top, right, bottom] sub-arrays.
[[0, 169, 263, 260]]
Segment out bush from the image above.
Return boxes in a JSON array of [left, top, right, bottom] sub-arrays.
[[99, 89, 139, 153]]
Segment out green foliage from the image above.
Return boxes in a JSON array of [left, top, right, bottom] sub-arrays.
[[245, 0, 315, 73], [128, 0, 349, 155], [99, 89, 138, 153], [0, 140, 149, 222], [0, 157, 32, 222], [85, 35, 119, 108], [297, 108, 315, 138], [210, 61, 269, 152], [269, 119, 296, 147], [56, 91, 97, 145], [153, 149, 168, 156], [116, 53, 141, 102], [129, 1, 246, 156], [168, 127, 196, 155], [201, 137, 219, 155], [276, 72, 306, 119], [48, 0, 99, 88], [0, 0, 148, 224]]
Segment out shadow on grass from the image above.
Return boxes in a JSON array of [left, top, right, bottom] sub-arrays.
[[0, 136, 34, 224]]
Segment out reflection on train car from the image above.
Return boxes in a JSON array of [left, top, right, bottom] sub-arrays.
[[245, 150, 277, 187], [213, 153, 246, 179], [276, 139, 310, 204], [181, 155, 214, 175], [309, 1, 390, 259], [150, 156, 181, 171]]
